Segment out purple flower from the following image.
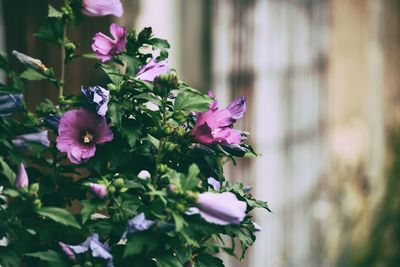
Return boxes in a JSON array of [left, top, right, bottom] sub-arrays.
[[226, 96, 246, 121], [89, 183, 107, 198], [0, 93, 23, 116], [81, 86, 110, 116], [196, 192, 247, 225], [193, 92, 246, 145], [136, 59, 169, 82], [12, 130, 50, 148], [207, 177, 221, 191], [92, 23, 127, 62], [59, 234, 113, 266], [15, 163, 28, 189], [82, 0, 123, 17], [56, 109, 113, 164], [122, 213, 155, 239]]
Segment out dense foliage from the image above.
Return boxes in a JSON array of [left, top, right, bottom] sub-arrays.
[[0, 1, 270, 266]]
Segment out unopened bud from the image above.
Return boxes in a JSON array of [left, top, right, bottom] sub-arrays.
[[114, 178, 124, 188], [12, 50, 49, 73]]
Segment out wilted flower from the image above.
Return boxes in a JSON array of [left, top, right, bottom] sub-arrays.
[[56, 109, 113, 164], [192, 92, 246, 145], [253, 221, 262, 232], [59, 234, 113, 266], [137, 170, 151, 180], [12, 130, 50, 148], [207, 177, 221, 191], [0, 92, 23, 116], [15, 163, 28, 189], [122, 212, 155, 239], [92, 23, 126, 62], [89, 183, 107, 198], [82, 0, 123, 17], [136, 59, 169, 82], [81, 86, 110, 116], [196, 192, 246, 225], [12, 50, 49, 73], [43, 114, 61, 131]]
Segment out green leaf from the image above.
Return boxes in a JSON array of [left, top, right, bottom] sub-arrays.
[[175, 247, 192, 264], [20, 68, 48, 81], [133, 93, 162, 107], [181, 164, 200, 191], [2, 188, 19, 198], [143, 134, 160, 149], [123, 232, 158, 258], [36, 207, 81, 229], [0, 247, 19, 267], [97, 63, 123, 85], [174, 91, 212, 112], [171, 212, 186, 231], [0, 157, 16, 185], [81, 199, 106, 224], [48, 5, 62, 18], [194, 254, 224, 267], [34, 18, 64, 45], [108, 102, 123, 129], [155, 254, 181, 267], [25, 250, 68, 267]]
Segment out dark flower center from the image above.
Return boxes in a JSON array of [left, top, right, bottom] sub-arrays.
[[81, 130, 95, 145]]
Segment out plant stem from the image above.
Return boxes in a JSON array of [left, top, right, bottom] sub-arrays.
[[154, 95, 168, 186], [59, 23, 67, 98]]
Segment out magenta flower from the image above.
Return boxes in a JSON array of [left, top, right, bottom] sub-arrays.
[[136, 59, 169, 82], [196, 192, 247, 225], [192, 92, 246, 145], [56, 109, 113, 164], [15, 163, 28, 189], [92, 23, 127, 62], [82, 0, 123, 17], [89, 183, 107, 198]]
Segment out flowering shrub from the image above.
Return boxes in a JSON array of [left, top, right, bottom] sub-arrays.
[[0, 1, 270, 266]]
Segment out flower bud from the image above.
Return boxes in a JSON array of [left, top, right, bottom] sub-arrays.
[[0, 92, 23, 116], [113, 178, 124, 188], [156, 164, 168, 175], [107, 83, 117, 91], [15, 163, 29, 189], [108, 186, 116, 195], [12, 50, 49, 73], [33, 199, 42, 209], [162, 124, 174, 135], [176, 127, 186, 137], [137, 170, 151, 180], [176, 202, 186, 213], [64, 42, 77, 53], [163, 141, 178, 152], [173, 111, 186, 123], [166, 184, 177, 194], [84, 261, 93, 267], [89, 183, 107, 199]]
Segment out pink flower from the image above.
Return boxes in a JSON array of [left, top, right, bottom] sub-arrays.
[[192, 92, 246, 145], [82, 0, 123, 17], [89, 183, 107, 198], [136, 59, 169, 82], [56, 109, 113, 164], [15, 163, 28, 189], [92, 23, 127, 62]]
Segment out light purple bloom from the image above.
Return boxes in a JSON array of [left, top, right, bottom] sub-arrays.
[[59, 234, 113, 266], [137, 170, 151, 180], [82, 0, 123, 17], [89, 183, 107, 198], [15, 163, 28, 189], [0, 93, 23, 116], [193, 92, 246, 145], [196, 192, 247, 225], [207, 177, 221, 191], [136, 59, 169, 82], [92, 23, 127, 62], [56, 109, 113, 164], [122, 212, 155, 239], [12, 130, 50, 148], [226, 96, 246, 121], [81, 86, 110, 116]]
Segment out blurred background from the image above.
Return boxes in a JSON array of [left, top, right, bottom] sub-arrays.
[[1, 0, 400, 266]]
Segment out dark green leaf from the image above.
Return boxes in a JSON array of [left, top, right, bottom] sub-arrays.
[[155, 254, 181, 267], [133, 93, 162, 107], [0, 247, 19, 267], [81, 199, 106, 224], [194, 254, 224, 267], [34, 18, 64, 45], [25, 250, 68, 267], [181, 164, 200, 191], [123, 232, 158, 258], [0, 157, 16, 185], [48, 5, 62, 18], [37, 207, 81, 229]]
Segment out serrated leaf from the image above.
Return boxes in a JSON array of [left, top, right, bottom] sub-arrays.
[[181, 164, 200, 191], [81, 199, 106, 224], [37, 207, 81, 229], [155, 254, 181, 267], [174, 91, 212, 112], [123, 232, 157, 258], [25, 250, 68, 267]]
